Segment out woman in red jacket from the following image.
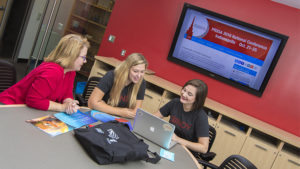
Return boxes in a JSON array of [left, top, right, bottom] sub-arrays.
[[0, 34, 90, 114]]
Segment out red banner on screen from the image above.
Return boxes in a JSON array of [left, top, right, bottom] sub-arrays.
[[200, 19, 273, 61]]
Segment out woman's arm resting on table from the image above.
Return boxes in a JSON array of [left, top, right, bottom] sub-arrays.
[[154, 110, 209, 153], [88, 87, 138, 118], [48, 101, 65, 112], [63, 98, 79, 114], [48, 99, 79, 114], [173, 134, 209, 154], [131, 99, 143, 115]]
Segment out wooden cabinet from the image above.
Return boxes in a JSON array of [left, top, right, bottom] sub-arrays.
[[205, 108, 219, 128], [65, 0, 114, 77], [240, 139, 277, 169], [142, 88, 162, 114], [210, 117, 248, 165], [272, 152, 300, 169], [90, 56, 300, 169], [89, 56, 117, 78], [240, 130, 279, 169], [271, 144, 300, 169]]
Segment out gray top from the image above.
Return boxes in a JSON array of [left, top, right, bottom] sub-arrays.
[[0, 105, 199, 169]]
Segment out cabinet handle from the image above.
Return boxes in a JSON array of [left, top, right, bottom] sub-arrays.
[[145, 94, 153, 99], [254, 144, 267, 151], [288, 159, 300, 166], [97, 72, 104, 76], [224, 130, 236, 137]]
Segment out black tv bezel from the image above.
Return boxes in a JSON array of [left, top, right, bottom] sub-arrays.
[[167, 3, 289, 97]]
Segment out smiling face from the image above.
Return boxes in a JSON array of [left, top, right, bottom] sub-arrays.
[[73, 46, 88, 71], [128, 63, 146, 84], [180, 84, 197, 106]]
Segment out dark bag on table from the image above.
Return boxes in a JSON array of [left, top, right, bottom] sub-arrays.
[[74, 120, 161, 165]]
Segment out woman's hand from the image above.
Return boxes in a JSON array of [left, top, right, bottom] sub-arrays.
[[63, 99, 79, 114], [121, 108, 136, 119], [172, 133, 209, 154]]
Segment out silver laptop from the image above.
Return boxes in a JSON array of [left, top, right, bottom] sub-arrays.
[[133, 108, 177, 149]]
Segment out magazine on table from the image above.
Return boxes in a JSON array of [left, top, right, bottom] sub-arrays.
[[26, 110, 97, 137], [54, 110, 97, 128]]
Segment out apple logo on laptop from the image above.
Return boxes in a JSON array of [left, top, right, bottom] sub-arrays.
[[150, 126, 155, 132]]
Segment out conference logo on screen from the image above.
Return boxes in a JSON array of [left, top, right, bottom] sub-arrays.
[[185, 15, 209, 39]]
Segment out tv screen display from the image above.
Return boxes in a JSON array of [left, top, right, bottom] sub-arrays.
[[168, 3, 288, 96]]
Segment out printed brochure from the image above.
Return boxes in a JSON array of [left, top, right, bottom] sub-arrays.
[[27, 110, 97, 137]]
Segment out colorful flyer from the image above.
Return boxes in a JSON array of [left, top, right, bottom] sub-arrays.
[[26, 115, 74, 137], [54, 110, 97, 129]]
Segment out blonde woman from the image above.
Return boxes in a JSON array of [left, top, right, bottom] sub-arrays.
[[0, 34, 90, 114], [88, 53, 148, 118]]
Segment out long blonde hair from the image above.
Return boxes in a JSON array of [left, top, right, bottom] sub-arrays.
[[108, 53, 148, 108], [44, 34, 90, 69]]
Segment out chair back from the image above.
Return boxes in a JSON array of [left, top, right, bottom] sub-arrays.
[[219, 155, 257, 169], [0, 60, 16, 92], [82, 76, 101, 103], [195, 125, 217, 168], [208, 125, 216, 152]]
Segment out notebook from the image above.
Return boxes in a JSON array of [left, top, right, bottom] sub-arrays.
[[133, 108, 177, 149]]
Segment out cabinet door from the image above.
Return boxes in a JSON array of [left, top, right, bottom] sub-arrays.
[[141, 89, 162, 114], [207, 117, 217, 127], [210, 122, 247, 165], [89, 60, 113, 78], [89, 66, 107, 78], [240, 137, 278, 169], [158, 97, 170, 108], [271, 151, 300, 169]]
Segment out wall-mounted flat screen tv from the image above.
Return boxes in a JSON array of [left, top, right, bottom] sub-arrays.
[[168, 3, 288, 97]]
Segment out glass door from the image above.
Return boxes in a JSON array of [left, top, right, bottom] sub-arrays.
[[20, 0, 70, 74], [14, 0, 114, 77]]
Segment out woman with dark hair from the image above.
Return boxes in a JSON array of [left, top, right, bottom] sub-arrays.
[[154, 79, 209, 155]]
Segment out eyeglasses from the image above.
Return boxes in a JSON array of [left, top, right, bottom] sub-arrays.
[[79, 55, 87, 61]]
